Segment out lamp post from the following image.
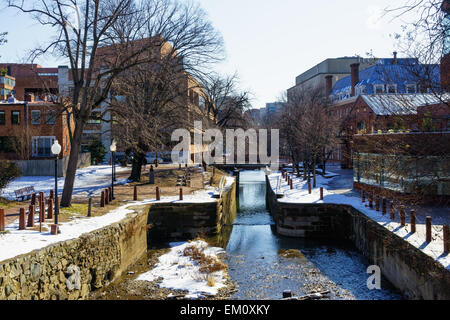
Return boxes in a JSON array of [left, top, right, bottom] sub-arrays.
[[51, 140, 61, 234], [110, 140, 117, 200]]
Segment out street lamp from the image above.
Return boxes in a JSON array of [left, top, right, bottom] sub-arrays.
[[110, 140, 117, 200], [51, 140, 62, 233]]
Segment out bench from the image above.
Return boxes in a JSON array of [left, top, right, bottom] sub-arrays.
[[14, 186, 36, 201]]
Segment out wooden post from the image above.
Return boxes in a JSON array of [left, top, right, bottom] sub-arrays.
[[31, 193, 36, 206], [320, 187, 323, 200], [101, 191, 105, 207], [50, 189, 54, 200], [361, 190, 365, 203], [426, 216, 432, 243], [156, 186, 160, 201], [369, 194, 373, 209], [308, 182, 311, 194], [390, 202, 395, 220], [108, 186, 113, 202], [51, 224, 58, 235], [133, 185, 137, 201], [289, 178, 293, 190], [88, 198, 92, 217], [27, 205, 35, 227], [47, 199, 53, 219], [19, 208, 26, 230], [375, 196, 380, 211], [444, 225, 449, 254], [105, 188, 110, 205], [400, 207, 405, 226], [382, 198, 387, 215], [410, 210, 416, 234], [40, 198, 45, 222], [179, 188, 183, 201], [0, 208, 4, 232]]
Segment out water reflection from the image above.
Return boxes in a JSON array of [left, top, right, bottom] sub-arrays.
[[223, 170, 402, 300]]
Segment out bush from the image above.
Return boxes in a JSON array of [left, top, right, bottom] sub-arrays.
[[88, 140, 107, 164], [0, 160, 21, 191]]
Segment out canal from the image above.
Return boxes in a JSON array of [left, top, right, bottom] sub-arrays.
[[223, 170, 402, 300]]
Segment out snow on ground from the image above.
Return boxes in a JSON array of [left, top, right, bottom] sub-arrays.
[[0, 177, 235, 263], [1, 165, 130, 200], [268, 172, 450, 270], [136, 240, 227, 297]]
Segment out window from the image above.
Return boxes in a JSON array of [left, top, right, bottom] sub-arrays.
[[387, 85, 397, 94], [11, 111, 20, 125], [88, 111, 101, 124], [357, 121, 366, 131], [32, 136, 55, 157], [374, 85, 384, 94], [0, 111, 4, 125], [405, 84, 416, 94], [31, 110, 41, 124], [46, 110, 56, 124]]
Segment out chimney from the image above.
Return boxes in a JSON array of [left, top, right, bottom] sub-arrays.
[[325, 75, 333, 98], [350, 63, 360, 97], [393, 51, 398, 64]]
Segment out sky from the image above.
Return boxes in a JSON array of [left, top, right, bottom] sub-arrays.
[[0, 0, 411, 109]]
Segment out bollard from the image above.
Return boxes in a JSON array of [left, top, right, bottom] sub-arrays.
[[40, 198, 45, 222], [105, 188, 110, 205], [382, 198, 387, 215], [19, 208, 26, 230], [308, 182, 311, 194], [47, 199, 53, 219], [88, 198, 92, 217], [320, 187, 323, 200], [50, 189, 54, 200], [361, 190, 365, 203], [28, 205, 35, 227], [375, 196, 380, 211], [0, 208, 4, 232], [108, 186, 113, 202], [31, 193, 37, 206], [156, 186, 160, 201], [101, 191, 105, 207], [444, 225, 449, 254], [426, 216, 432, 243], [179, 188, 183, 201], [289, 178, 293, 190], [390, 202, 395, 220], [369, 194, 373, 209], [410, 210, 416, 234], [51, 224, 58, 235], [400, 207, 406, 226], [133, 185, 138, 201]]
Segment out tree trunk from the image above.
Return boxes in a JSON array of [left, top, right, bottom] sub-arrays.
[[129, 152, 145, 182], [61, 121, 84, 207]]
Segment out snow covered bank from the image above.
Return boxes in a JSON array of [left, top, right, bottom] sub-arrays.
[[1, 165, 130, 200], [136, 240, 227, 298], [268, 172, 450, 270]]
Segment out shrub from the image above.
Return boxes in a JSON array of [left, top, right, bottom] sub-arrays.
[[88, 139, 107, 164], [0, 160, 21, 191]]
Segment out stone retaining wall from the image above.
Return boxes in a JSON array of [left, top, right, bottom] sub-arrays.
[[148, 182, 237, 242], [0, 205, 148, 300], [266, 177, 450, 300]]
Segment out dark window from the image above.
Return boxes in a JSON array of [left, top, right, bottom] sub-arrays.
[[46, 110, 56, 124], [11, 111, 20, 125], [31, 110, 41, 124], [0, 111, 5, 125]]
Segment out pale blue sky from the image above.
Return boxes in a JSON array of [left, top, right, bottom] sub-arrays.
[[0, 0, 409, 108]]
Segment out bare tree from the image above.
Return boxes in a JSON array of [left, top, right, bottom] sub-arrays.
[[8, 0, 223, 206]]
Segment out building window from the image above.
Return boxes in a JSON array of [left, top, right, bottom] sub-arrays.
[[0, 111, 5, 125], [405, 84, 417, 94], [357, 121, 365, 131], [46, 110, 56, 124], [32, 136, 56, 157], [387, 85, 397, 94], [11, 111, 20, 125], [31, 110, 41, 124], [374, 85, 384, 94], [87, 111, 101, 124]]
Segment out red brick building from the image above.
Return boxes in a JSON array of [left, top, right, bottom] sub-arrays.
[[0, 100, 72, 160]]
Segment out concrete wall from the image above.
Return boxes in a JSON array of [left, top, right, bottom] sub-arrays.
[[266, 178, 450, 300], [148, 181, 237, 242], [0, 205, 148, 300], [14, 152, 91, 177]]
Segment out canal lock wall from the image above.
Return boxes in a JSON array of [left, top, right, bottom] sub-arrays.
[[266, 177, 450, 300]]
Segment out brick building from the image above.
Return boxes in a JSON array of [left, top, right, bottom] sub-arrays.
[[0, 99, 72, 160]]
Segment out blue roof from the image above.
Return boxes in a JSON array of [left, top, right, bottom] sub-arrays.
[[331, 59, 441, 96]]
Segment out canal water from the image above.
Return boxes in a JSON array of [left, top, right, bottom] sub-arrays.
[[222, 170, 402, 300]]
